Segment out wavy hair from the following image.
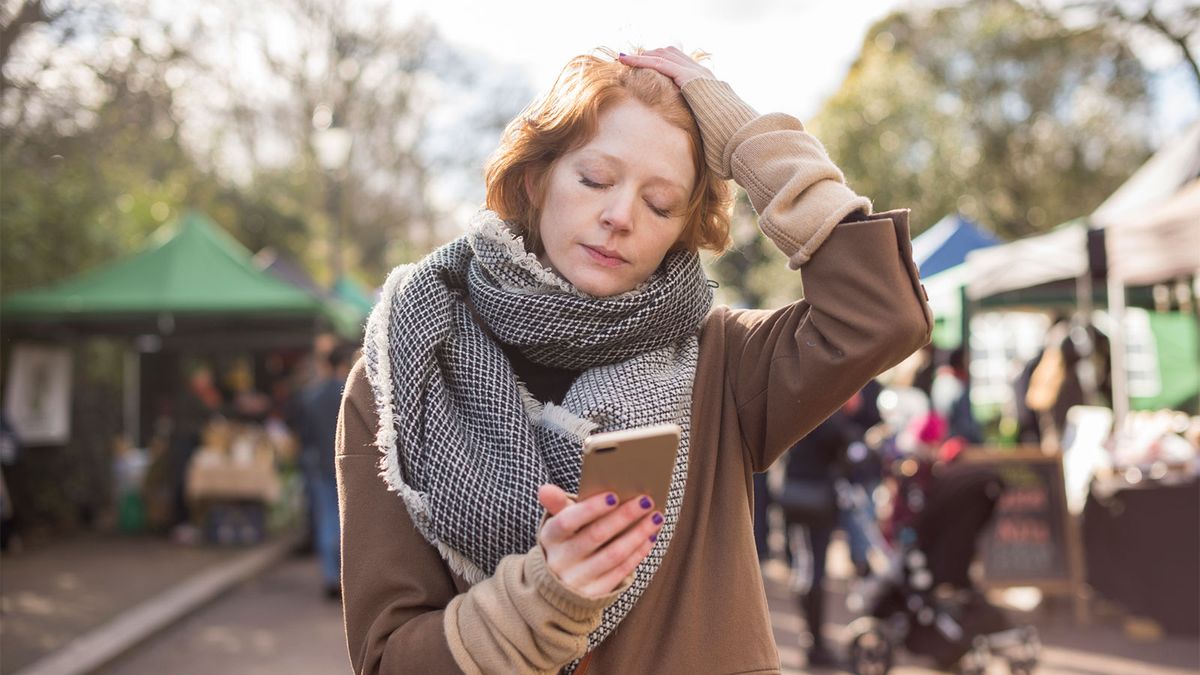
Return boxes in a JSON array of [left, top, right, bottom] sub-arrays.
[[484, 47, 733, 255]]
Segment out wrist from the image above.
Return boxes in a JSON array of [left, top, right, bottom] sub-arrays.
[[680, 78, 758, 179]]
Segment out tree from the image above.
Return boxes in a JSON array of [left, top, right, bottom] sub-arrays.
[[1, 0, 529, 293], [156, 0, 529, 282], [1049, 0, 1200, 92], [705, 191, 804, 310], [808, 0, 1154, 240]]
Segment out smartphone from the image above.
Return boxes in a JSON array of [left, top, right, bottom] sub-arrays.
[[578, 423, 681, 510]]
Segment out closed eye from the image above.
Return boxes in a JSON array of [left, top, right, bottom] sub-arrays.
[[579, 176, 608, 189], [646, 202, 671, 218]]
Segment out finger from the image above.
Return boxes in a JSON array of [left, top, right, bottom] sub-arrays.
[[618, 52, 684, 78], [570, 495, 656, 558], [562, 508, 662, 587], [578, 522, 659, 597], [537, 483, 573, 517], [539, 490, 618, 546]]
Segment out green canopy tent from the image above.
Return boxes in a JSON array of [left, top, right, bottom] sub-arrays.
[[332, 276, 377, 317], [2, 211, 362, 342], [2, 211, 363, 445]]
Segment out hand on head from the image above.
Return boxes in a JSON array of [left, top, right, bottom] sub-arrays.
[[537, 483, 664, 599], [618, 47, 714, 89]]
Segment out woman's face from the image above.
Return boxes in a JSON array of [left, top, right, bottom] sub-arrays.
[[531, 98, 695, 297]]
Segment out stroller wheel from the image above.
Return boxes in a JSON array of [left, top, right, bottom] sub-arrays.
[[1008, 658, 1036, 675], [848, 620, 893, 675], [956, 635, 991, 675]]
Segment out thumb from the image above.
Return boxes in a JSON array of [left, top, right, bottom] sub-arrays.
[[538, 483, 573, 516]]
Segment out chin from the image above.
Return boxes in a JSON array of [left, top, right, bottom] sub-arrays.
[[568, 272, 631, 298]]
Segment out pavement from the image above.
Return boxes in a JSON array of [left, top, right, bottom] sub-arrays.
[[1, 532, 300, 675], [1, 530, 1197, 675]]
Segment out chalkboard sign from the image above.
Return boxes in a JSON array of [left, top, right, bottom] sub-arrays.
[[962, 447, 1085, 599]]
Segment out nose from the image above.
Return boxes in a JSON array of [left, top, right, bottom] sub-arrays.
[[601, 187, 636, 233]]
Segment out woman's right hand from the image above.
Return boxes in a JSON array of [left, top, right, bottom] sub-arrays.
[[537, 484, 664, 599]]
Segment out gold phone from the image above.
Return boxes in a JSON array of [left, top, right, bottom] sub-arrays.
[[578, 423, 681, 509]]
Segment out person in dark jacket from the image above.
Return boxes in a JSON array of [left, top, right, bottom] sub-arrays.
[[784, 404, 857, 667], [298, 345, 355, 599]]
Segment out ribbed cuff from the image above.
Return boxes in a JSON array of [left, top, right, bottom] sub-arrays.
[[680, 78, 758, 179], [528, 545, 628, 621], [779, 186, 873, 269]]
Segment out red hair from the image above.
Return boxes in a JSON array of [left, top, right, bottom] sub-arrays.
[[484, 47, 733, 255]]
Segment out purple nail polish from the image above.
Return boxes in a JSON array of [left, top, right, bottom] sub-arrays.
[[619, 52, 627, 57], [649, 533, 658, 543], [652, 512, 663, 525], [640, 496, 652, 510], [606, 493, 617, 506]]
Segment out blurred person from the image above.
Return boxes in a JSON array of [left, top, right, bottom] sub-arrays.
[[1026, 318, 1085, 448], [298, 345, 355, 600], [1012, 348, 1044, 444], [169, 363, 225, 540], [0, 411, 22, 551], [912, 343, 938, 399], [337, 46, 931, 674], [841, 379, 885, 578], [781, 405, 857, 668], [931, 346, 983, 444]]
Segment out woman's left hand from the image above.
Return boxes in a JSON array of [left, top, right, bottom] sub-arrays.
[[618, 47, 714, 89]]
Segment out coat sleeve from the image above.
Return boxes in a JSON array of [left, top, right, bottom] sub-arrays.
[[679, 79, 933, 472], [337, 359, 622, 675], [722, 211, 933, 472]]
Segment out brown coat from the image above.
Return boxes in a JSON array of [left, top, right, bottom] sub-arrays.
[[336, 79, 934, 675]]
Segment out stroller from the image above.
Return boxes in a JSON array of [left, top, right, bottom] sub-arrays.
[[838, 458, 1041, 674]]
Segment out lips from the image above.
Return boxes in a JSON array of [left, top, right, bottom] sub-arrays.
[[582, 244, 628, 268]]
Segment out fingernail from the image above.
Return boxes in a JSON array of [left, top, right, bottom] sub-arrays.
[[639, 496, 652, 510], [652, 512, 663, 525], [619, 52, 627, 57], [650, 533, 658, 543], [606, 493, 617, 506]]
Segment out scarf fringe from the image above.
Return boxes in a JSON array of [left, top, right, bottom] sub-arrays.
[[364, 263, 419, 504], [519, 382, 598, 442], [469, 210, 580, 295], [436, 540, 488, 584], [540, 404, 598, 442]]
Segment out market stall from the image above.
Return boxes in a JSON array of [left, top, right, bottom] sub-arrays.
[[0, 212, 354, 536]]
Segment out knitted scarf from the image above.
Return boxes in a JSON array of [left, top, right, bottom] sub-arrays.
[[361, 209, 713, 659]]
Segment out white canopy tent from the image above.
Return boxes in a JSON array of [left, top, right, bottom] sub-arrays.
[[1104, 179, 1200, 287], [964, 221, 1090, 302], [1096, 120, 1200, 428]]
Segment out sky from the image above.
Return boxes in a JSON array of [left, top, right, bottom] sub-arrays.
[[385, 0, 1198, 220], [392, 0, 910, 121], [390, 0, 1199, 132]]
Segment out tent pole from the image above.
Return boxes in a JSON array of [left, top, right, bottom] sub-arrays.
[[1107, 273, 1129, 434], [124, 347, 140, 447], [1075, 268, 1099, 405]]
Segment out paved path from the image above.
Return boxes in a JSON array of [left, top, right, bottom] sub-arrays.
[[1, 534, 254, 674], [5, 533, 1197, 674], [96, 556, 349, 675]]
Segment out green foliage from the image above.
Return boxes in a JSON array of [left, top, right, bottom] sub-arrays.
[[0, 77, 304, 294], [1, 1, 524, 297], [706, 191, 805, 309], [809, 0, 1154, 239]]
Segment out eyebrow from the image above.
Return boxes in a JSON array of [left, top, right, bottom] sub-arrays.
[[577, 150, 689, 196]]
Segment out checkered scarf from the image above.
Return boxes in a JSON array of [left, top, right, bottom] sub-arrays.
[[362, 209, 712, 660]]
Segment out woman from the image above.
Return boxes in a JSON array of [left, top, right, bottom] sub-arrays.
[[338, 46, 932, 674]]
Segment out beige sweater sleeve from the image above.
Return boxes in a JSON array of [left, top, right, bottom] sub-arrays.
[[444, 546, 629, 675], [681, 77, 872, 268]]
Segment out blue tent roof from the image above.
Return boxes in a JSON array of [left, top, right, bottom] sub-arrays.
[[910, 213, 1001, 279]]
